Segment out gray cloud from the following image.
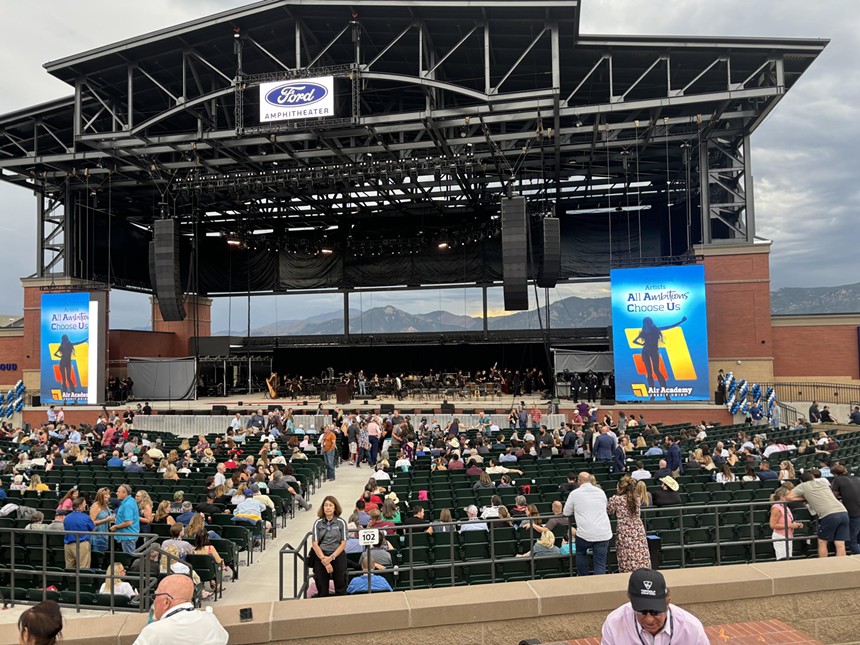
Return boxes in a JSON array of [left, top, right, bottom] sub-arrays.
[[0, 1, 852, 330]]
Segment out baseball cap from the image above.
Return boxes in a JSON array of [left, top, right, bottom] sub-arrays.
[[628, 569, 668, 613], [244, 488, 255, 497]]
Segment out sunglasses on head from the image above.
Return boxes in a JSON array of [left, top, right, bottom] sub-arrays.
[[636, 609, 666, 617]]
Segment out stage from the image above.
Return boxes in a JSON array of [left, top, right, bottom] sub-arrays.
[[21, 392, 734, 431]]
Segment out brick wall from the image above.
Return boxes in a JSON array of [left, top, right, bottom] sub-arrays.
[[772, 324, 860, 380], [704, 253, 773, 361], [0, 332, 25, 388], [152, 295, 212, 355], [109, 330, 181, 365]]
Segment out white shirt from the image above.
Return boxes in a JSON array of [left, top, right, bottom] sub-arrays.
[[133, 603, 228, 645], [631, 469, 652, 481], [98, 582, 138, 598], [562, 483, 612, 542], [763, 444, 782, 457]]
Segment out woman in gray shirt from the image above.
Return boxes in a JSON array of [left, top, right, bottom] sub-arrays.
[[311, 496, 348, 596]]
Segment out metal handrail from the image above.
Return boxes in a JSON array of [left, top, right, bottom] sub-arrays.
[[762, 381, 860, 407], [0, 528, 168, 613], [283, 498, 806, 597]]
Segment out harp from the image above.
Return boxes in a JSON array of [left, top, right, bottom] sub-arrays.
[[266, 372, 279, 399]]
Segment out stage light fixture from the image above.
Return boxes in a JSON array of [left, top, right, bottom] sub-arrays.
[[438, 242, 449, 250], [320, 247, 334, 255]]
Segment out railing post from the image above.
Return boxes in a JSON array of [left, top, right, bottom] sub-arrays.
[[10, 527, 16, 606], [678, 508, 686, 568], [748, 502, 757, 563]]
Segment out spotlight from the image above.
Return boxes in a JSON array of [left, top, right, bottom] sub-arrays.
[[438, 242, 449, 250], [320, 248, 334, 255]]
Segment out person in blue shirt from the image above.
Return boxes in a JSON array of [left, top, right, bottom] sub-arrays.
[[107, 451, 124, 468], [0, 480, 7, 501], [63, 496, 96, 568], [758, 461, 780, 481], [593, 427, 616, 463], [644, 440, 664, 457], [665, 436, 682, 476], [346, 553, 392, 594], [110, 483, 140, 555]]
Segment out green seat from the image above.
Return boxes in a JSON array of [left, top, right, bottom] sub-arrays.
[[219, 525, 253, 566], [28, 589, 61, 603], [210, 538, 240, 581], [461, 543, 489, 561], [94, 593, 132, 608], [59, 590, 95, 606], [186, 554, 223, 600], [685, 545, 717, 567]]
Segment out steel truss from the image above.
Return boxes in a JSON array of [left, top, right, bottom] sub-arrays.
[[0, 0, 826, 284]]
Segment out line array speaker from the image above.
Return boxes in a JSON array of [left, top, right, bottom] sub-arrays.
[[537, 217, 560, 288], [149, 218, 186, 322], [501, 196, 528, 311]]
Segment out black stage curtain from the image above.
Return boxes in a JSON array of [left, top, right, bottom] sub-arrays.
[[558, 211, 663, 277], [80, 210, 153, 287], [273, 341, 549, 378], [82, 208, 665, 292], [197, 238, 279, 293], [279, 241, 503, 290]]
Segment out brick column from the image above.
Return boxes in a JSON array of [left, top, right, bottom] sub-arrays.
[[696, 243, 774, 392], [151, 295, 213, 355]]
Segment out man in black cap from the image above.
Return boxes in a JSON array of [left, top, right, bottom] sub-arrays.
[[601, 568, 708, 644]]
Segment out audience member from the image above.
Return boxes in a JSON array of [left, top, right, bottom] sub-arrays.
[[786, 472, 850, 557], [563, 472, 612, 575], [132, 574, 228, 645], [601, 569, 708, 644]]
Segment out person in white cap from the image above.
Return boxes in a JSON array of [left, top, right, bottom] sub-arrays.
[[458, 505, 488, 533]]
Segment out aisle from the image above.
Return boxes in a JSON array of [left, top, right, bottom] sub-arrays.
[[216, 458, 372, 605]]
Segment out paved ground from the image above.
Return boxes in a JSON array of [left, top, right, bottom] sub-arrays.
[[564, 619, 824, 645]]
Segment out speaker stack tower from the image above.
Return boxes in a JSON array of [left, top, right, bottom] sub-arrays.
[[537, 217, 560, 288], [149, 218, 186, 322], [501, 196, 529, 311]]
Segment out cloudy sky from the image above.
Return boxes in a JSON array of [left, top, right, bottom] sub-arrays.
[[0, 0, 855, 331]]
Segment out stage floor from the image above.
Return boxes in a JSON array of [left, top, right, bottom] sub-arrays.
[[85, 393, 726, 415]]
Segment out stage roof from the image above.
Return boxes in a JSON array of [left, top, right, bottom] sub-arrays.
[[0, 0, 827, 292]]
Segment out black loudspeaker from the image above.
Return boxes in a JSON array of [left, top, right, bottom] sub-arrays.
[[212, 405, 228, 415], [501, 196, 529, 311], [537, 217, 560, 288], [32, 395, 41, 407], [380, 404, 395, 415], [441, 403, 455, 415], [149, 219, 186, 322]]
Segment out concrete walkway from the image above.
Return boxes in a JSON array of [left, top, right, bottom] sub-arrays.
[[217, 456, 369, 605]]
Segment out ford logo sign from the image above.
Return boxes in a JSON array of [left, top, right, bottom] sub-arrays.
[[264, 82, 329, 108]]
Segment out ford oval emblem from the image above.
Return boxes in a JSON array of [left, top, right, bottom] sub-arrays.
[[264, 81, 329, 108]]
